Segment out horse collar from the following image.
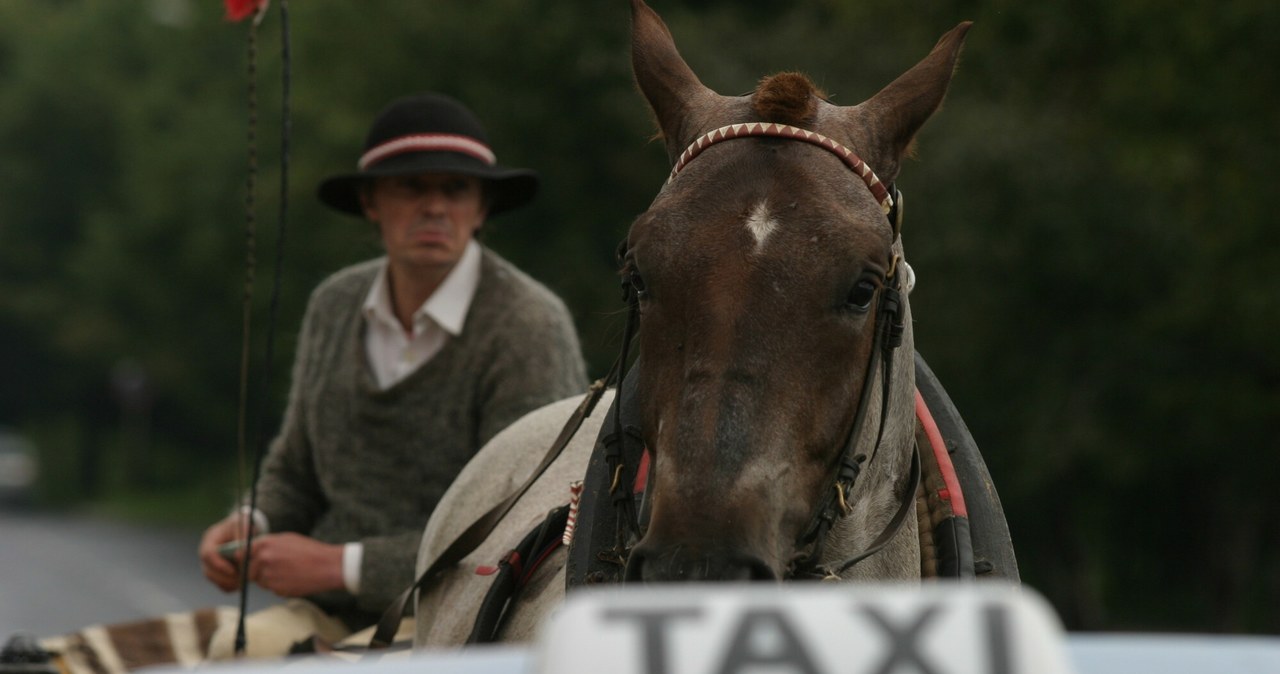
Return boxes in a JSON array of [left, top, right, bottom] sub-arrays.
[[668, 122, 895, 216]]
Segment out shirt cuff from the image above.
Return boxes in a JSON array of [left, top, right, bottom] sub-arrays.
[[236, 505, 270, 534], [342, 542, 363, 594]]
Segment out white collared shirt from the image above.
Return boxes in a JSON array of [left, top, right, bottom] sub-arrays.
[[361, 240, 482, 390]]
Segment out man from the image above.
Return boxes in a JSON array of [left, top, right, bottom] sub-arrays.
[[198, 92, 587, 657]]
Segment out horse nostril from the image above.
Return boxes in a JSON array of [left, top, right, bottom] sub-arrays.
[[747, 557, 778, 581], [623, 548, 647, 583]]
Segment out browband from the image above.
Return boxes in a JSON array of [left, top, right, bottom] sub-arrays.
[[668, 122, 893, 215]]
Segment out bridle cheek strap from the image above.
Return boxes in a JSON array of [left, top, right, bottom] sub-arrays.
[[819, 445, 921, 579], [790, 267, 911, 579]]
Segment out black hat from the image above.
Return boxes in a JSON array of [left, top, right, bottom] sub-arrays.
[[318, 93, 538, 217]]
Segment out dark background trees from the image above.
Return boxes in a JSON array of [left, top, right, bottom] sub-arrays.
[[1, 0, 1276, 633]]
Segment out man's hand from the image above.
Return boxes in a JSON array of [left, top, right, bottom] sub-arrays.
[[198, 512, 256, 592], [244, 533, 346, 598]]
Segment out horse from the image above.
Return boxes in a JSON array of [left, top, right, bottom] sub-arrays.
[[408, 0, 979, 648]]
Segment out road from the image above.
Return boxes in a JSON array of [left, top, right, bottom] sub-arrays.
[[0, 509, 270, 640]]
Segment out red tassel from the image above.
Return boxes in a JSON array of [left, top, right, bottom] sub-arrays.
[[224, 0, 267, 22]]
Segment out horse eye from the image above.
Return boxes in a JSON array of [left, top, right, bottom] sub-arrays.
[[629, 271, 648, 298], [846, 279, 877, 312]]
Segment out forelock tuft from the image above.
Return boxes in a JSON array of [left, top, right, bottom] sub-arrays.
[[752, 72, 823, 126]]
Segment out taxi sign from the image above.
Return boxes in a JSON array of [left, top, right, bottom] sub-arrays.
[[536, 583, 1073, 674]]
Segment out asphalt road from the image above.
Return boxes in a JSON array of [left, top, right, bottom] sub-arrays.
[[0, 508, 270, 640]]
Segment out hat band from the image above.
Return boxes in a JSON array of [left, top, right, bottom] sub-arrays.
[[358, 133, 497, 170]]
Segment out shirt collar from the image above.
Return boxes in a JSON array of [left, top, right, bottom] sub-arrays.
[[422, 240, 482, 335], [362, 240, 482, 337]]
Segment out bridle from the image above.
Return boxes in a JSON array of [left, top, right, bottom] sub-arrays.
[[609, 121, 920, 580]]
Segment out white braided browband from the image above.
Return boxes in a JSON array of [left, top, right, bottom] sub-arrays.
[[668, 122, 893, 214], [358, 133, 496, 170]]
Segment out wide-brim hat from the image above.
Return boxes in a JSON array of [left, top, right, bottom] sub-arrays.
[[318, 93, 538, 217]]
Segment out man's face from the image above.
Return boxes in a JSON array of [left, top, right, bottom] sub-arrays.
[[361, 172, 488, 274]]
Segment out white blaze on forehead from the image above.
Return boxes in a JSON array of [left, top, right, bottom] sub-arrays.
[[744, 199, 778, 250]]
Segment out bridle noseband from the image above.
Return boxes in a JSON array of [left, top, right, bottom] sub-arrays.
[[607, 121, 917, 580]]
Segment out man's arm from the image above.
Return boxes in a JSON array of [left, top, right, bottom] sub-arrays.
[[352, 531, 425, 613]]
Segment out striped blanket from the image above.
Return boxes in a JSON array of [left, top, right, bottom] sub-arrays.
[[30, 608, 413, 674], [37, 607, 235, 674]]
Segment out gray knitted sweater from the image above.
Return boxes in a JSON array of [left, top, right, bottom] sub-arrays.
[[252, 247, 587, 628]]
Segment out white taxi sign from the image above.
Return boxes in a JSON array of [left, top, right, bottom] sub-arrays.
[[536, 583, 1073, 674]]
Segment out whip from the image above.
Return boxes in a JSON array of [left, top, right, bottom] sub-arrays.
[[225, 0, 291, 656]]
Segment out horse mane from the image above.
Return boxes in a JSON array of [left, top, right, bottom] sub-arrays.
[[752, 72, 824, 126]]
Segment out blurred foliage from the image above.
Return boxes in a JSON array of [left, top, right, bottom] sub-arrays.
[[0, 0, 1276, 633]]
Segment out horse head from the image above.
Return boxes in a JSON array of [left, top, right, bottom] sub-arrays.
[[622, 0, 970, 583]]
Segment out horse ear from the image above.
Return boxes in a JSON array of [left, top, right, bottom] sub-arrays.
[[853, 22, 972, 178], [630, 0, 720, 161]]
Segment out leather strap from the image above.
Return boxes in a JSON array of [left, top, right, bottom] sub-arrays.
[[466, 505, 571, 644], [822, 443, 922, 577]]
